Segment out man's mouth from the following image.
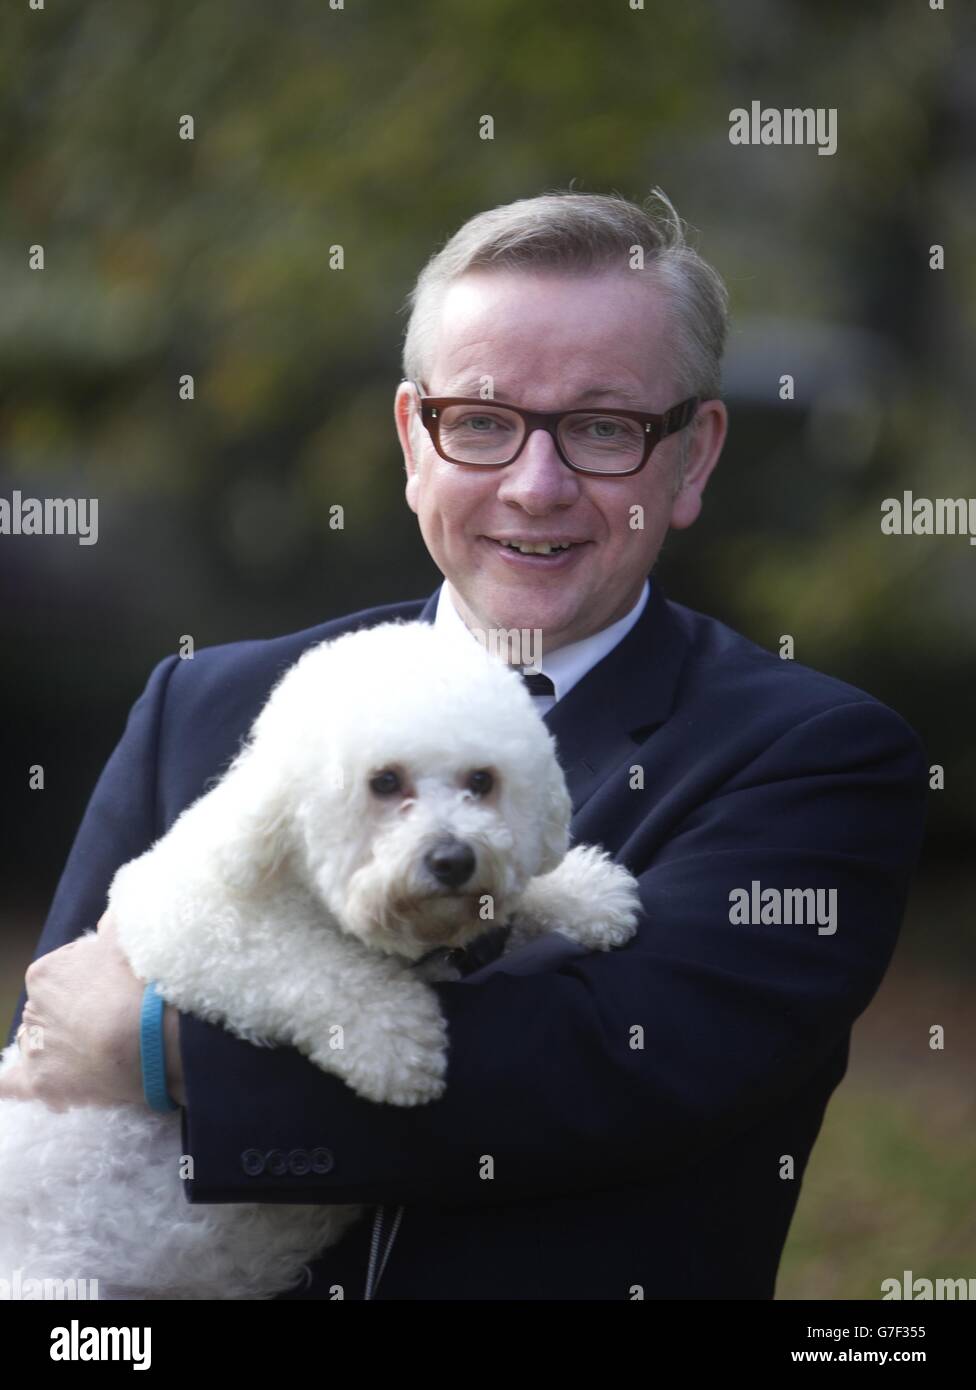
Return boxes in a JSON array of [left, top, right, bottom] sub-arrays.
[[482, 536, 589, 563]]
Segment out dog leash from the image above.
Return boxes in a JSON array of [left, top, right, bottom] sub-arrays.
[[364, 1204, 404, 1300]]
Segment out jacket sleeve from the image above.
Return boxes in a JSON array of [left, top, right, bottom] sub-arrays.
[[178, 698, 928, 1208], [5, 656, 178, 1047]]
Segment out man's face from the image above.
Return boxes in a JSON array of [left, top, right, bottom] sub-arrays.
[[396, 268, 726, 654]]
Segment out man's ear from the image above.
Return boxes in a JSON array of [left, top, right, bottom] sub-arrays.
[[394, 381, 422, 515], [669, 398, 728, 531]]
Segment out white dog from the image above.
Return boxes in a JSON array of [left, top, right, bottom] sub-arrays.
[[0, 620, 641, 1299]]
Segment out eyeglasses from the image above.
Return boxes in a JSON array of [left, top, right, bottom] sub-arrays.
[[411, 380, 700, 477]]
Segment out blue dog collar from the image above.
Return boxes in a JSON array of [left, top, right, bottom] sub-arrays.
[[140, 982, 178, 1113]]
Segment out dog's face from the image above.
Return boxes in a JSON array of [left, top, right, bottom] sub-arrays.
[[236, 622, 572, 960], [309, 747, 539, 957]]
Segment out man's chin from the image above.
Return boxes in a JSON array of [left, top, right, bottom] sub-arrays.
[[460, 578, 588, 648]]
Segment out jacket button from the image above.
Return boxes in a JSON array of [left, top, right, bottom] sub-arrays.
[[265, 1148, 288, 1176], [241, 1148, 265, 1176], [288, 1148, 312, 1176], [310, 1146, 335, 1174]]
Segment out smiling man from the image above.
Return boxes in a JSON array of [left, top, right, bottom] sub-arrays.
[[396, 263, 726, 653], [5, 190, 927, 1301]]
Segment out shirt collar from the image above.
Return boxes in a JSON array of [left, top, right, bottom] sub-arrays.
[[432, 579, 651, 706]]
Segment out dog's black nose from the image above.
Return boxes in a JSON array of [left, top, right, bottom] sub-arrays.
[[424, 838, 476, 889]]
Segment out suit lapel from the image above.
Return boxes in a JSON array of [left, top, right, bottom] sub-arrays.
[[417, 581, 689, 816]]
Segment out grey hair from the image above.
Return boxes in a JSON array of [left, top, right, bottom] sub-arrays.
[[400, 188, 730, 403]]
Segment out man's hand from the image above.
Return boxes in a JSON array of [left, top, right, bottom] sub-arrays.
[[0, 912, 185, 1110]]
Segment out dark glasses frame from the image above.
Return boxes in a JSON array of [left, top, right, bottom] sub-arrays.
[[410, 380, 700, 477]]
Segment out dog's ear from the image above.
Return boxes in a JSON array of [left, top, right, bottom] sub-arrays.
[[207, 745, 297, 894], [536, 745, 573, 874], [207, 644, 338, 894]]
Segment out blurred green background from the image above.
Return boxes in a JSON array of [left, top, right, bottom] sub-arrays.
[[1, 0, 973, 1298]]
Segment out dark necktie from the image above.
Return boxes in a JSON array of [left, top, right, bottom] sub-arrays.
[[519, 670, 555, 697]]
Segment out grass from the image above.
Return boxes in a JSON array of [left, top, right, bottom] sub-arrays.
[[778, 937, 976, 1299]]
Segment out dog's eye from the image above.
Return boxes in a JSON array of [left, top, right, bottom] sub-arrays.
[[467, 769, 494, 796], [369, 770, 402, 797]]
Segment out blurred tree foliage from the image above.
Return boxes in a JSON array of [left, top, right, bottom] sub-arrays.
[[1, 0, 973, 855]]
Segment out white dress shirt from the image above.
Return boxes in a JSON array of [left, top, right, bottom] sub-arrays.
[[433, 579, 651, 716]]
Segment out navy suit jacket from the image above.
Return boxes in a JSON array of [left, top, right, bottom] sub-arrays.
[[8, 582, 927, 1300]]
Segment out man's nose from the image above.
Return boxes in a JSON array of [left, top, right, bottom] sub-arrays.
[[495, 427, 581, 511]]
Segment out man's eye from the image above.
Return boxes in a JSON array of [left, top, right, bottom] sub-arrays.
[[575, 417, 625, 439], [567, 416, 639, 442], [369, 770, 402, 796], [467, 769, 494, 796], [459, 414, 509, 433]]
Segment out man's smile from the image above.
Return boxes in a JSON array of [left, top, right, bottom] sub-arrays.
[[480, 535, 592, 568]]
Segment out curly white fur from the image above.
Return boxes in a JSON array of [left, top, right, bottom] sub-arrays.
[[0, 620, 641, 1299]]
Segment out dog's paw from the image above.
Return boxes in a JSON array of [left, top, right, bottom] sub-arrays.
[[561, 845, 642, 948], [514, 844, 642, 951], [309, 990, 449, 1107]]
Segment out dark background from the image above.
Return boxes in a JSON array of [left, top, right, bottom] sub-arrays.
[[2, 0, 974, 1295]]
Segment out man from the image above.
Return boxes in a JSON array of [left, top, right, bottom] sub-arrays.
[[4, 190, 926, 1299]]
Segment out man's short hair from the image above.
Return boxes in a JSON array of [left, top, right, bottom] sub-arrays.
[[401, 188, 730, 403]]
